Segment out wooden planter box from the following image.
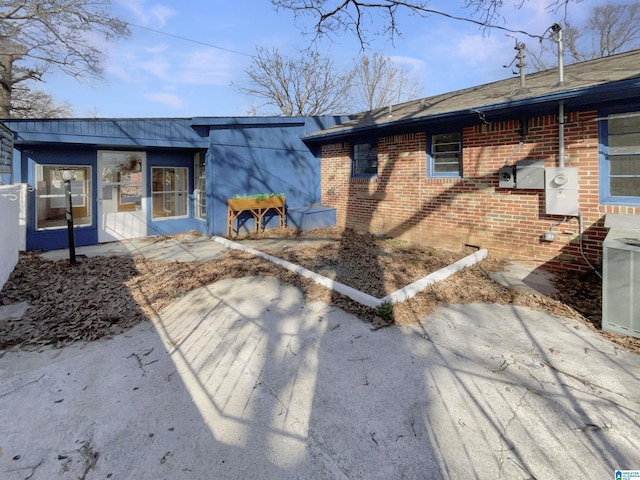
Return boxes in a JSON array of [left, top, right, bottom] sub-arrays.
[[228, 196, 285, 211], [227, 196, 286, 236]]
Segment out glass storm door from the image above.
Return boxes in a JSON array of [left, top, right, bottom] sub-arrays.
[[97, 151, 147, 242]]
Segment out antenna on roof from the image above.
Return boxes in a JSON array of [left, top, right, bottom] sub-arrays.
[[550, 23, 566, 87], [504, 36, 530, 94]]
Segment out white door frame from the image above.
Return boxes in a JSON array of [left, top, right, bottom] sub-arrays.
[[97, 150, 148, 242]]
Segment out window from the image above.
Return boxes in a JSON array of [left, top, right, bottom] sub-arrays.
[[194, 152, 206, 221], [151, 167, 188, 219], [36, 165, 92, 230], [602, 112, 640, 204], [352, 142, 378, 176], [430, 132, 462, 177]]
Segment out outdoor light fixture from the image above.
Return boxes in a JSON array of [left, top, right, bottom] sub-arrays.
[[59, 168, 77, 264]]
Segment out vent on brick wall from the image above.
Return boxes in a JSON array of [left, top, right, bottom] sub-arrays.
[[476, 119, 522, 134]]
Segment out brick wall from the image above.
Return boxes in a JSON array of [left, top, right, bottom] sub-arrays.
[[320, 110, 639, 271]]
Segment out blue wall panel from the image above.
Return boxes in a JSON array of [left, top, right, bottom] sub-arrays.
[[9, 115, 349, 246], [206, 117, 346, 236], [23, 146, 99, 251]]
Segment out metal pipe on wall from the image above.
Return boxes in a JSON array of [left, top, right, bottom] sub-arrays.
[[558, 101, 565, 167]]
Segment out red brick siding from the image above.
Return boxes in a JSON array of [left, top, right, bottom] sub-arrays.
[[320, 110, 635, 271]]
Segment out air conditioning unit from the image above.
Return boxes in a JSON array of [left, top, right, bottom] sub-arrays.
[[602, 214, 640, 339]]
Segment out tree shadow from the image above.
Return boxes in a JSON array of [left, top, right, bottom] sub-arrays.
[[207, 118, 338, 236]]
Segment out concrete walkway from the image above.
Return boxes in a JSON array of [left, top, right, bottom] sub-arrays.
[[1, 273, 639, 479], [40, 234, 228, 263]]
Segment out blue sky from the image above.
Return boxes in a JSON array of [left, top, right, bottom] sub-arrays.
[[38, 0, 615, 118]]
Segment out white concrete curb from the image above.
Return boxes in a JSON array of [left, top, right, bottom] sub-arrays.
[[380, 248, 488, 304], [213, 236, 488, 309]]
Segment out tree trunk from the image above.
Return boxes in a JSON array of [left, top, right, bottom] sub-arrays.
[[0, 54, 13, 117]]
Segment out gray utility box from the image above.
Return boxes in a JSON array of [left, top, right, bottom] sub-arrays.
[[603, 214, 640, 339], [515, 160, 545, 189], [545, 167, 579, 216]]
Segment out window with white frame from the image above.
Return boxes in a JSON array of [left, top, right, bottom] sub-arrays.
[[194, 152, 206, 221], [602, 112, 640, 203], [35, 165, 92, 229], [352, 142, 378, 177], [430, 132, 462, 177], [151, 167, 188, 219]]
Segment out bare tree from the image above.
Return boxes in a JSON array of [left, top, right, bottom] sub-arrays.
[[235, 47, 355, 116], [11, 86, 73, 118], [528, 2, 640, 71], [586, 2, 640, 58], [350, 53, 423, 111], [0, 0, 129, 117], [271, 0, 580, 47]]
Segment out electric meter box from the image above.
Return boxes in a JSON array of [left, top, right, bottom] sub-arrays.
[[515, 160, 545, 189], [545, 167, 579, 216]]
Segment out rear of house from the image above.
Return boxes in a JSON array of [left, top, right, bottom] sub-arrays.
[[305, 49, 640, 273], [4, 116, 345, 251]]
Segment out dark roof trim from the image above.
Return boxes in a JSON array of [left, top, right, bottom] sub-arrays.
[[11, 133, 208, 149], [191, 116, 307, 127], [304, 76, 640, 143]]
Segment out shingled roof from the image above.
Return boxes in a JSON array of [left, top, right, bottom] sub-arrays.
[[305, 48, 640, 141]]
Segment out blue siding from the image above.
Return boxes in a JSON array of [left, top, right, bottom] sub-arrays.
[[7, 116, 349, 248], [205, 116, 346, 236], [3, 118, 208, 149], [24, 146, 99, 251]]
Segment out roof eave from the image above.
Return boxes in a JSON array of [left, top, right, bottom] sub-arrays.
[[304, 77, 640, 143]]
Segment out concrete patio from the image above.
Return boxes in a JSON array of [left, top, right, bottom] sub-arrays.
[[1, 266, 639, 478]]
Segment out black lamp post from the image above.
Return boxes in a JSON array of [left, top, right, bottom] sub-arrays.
[[60, 168, 77, 264]]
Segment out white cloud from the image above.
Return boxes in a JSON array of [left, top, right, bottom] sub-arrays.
[[139, 58, 172, 79], [453, 34, 510, 65], [146, 43, 171, 55], [116, 0, 176, 27], [144, 92, 185, 108], [176, 49, 236, 86], [388, 55, 427, 72]]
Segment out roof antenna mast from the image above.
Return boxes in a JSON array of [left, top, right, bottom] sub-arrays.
[[551, 23, 565, 86], [515, 41, 530, 94], [504, 35, 530, 94]]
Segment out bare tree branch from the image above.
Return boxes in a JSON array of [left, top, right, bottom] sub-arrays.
[[11, 86, 74, 118], [0, 0, 129, 117], [272, 0, 580, 47], [350, 53, 423, 110], [589, 2, 640, 57], [527, 2, 640, 71], [234, 47, 355, 116]]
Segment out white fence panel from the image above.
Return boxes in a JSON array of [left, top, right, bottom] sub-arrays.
[[0, 184, 25, 290]]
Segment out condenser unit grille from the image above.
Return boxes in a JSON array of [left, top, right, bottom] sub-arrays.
[[603, 228, 640, 339]]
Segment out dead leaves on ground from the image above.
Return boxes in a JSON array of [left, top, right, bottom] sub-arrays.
[[1, 228, 637, 354]]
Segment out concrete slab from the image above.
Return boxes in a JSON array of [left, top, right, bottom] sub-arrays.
[[40, 234, 227, 263], [490, 263, 558, 296], [1, 276, 638, 479]]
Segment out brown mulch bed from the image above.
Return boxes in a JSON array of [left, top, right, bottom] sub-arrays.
[[1, 226, 638, 354]]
